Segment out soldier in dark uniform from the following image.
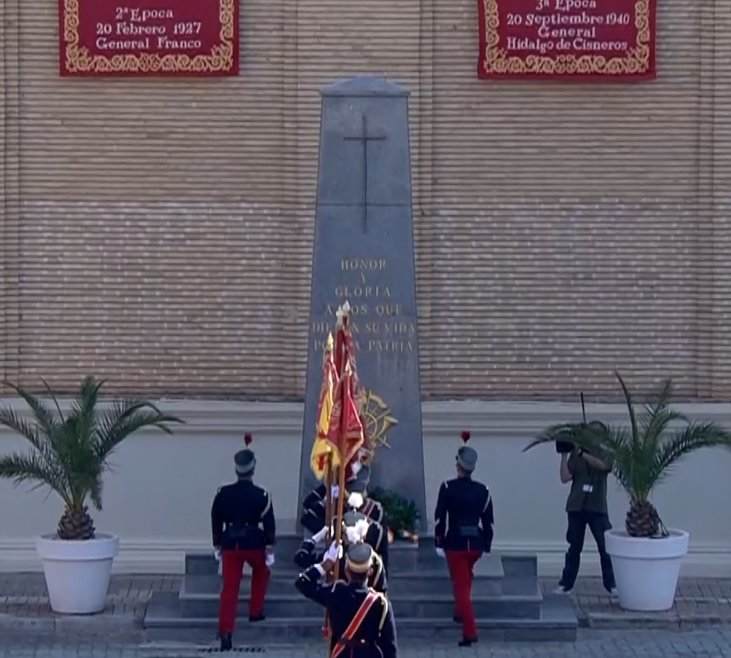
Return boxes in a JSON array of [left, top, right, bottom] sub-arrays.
[[348, 472, 385, 525], [294, 511, 388, 592], [434, 435, 494, 647], [301, 448, 382, 533], [295, 542, 398, 658], [211, 445, 276, 652], [300, 466, 383, 533]]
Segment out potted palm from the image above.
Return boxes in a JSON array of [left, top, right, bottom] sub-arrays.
[[0, 376, 182, 614], [525, 372, 731, 611]]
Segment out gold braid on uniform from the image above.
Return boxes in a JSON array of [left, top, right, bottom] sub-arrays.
[[376, 592, 389, 632], [371, 553, 384, 585], [374, 525, 384, 552]]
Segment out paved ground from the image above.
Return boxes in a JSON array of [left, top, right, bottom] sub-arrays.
[[0, 574, 730, 656], [3, 574, 730, 629], [1, 629, 731, 657]]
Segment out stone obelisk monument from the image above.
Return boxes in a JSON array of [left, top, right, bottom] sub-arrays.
[[298, 76, 426, 528]]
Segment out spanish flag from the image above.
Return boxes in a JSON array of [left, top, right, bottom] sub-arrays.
[[310, 333, 339, 479]]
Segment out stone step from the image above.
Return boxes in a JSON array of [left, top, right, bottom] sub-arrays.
[[182, 568, 504, 598], [188, 543, 509, 580], [178, 575, 541, 619], [144, 593, 577, 643]]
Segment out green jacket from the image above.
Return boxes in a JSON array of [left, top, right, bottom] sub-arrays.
[[566, 449, 611, 515]]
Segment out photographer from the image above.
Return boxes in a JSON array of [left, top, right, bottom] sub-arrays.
[[555, 441, 616, 595]]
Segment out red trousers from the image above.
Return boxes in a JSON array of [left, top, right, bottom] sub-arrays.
[[218, 548, 270, 634], [446, 550, 482, 640]]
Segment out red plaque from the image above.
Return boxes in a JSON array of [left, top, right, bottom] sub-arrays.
[[478, 0, 656, 80], [59, 0, 239, 76]]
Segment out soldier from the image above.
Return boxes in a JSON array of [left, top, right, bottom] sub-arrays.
[[211, 437, 275, 652], [348, 470, 385, 525], [294, 511, 388, 592], [434, 432, 494, 648], [301, 450, 382, 533], [295, 542, 398, 658]]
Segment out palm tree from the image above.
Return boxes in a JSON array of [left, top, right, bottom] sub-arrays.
[[0, 376, 183, 540], [525, 372, 731, 538]]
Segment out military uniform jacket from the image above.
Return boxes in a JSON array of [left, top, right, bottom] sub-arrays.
[[294, 539, 388, 593], [301, 485, 385, 534], [211, 480, 275, 550], [434, 477, 494, 552], [295, 566, 397, 658]]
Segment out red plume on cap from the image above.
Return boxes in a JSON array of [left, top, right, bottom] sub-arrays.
[[461, 431, 471, 443], [244, 433, 253, 446]]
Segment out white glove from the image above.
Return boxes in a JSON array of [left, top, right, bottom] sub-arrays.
[[214, 549, 222, 576], [348, 492, 364, 510], [331, 484, 340, 499], [324, 541, 343, 564], [345, 519, 370, 545], [266, 552, 275, 568], [351, 461, 363, 476], [312, 525, 329, 545], [435, 548, 445, 559]]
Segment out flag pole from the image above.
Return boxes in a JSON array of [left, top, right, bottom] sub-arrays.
[[321, 453, 334, 640]]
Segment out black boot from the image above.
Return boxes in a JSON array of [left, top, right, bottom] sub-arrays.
[[458, 637, 478, 648], [220, 633, 233, 652]]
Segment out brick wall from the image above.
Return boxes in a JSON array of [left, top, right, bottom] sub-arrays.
[[1, 0, 729, 399]]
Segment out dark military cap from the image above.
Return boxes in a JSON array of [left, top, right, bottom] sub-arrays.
[[346, 542, 373, 574], [343, 510, 367, 527], [234, 449, 256, 476], [457, 445, 478, 472], [347, 465, 371, 494]]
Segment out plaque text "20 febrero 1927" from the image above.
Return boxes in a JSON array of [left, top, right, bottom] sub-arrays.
[[94, 6, 203, 51]]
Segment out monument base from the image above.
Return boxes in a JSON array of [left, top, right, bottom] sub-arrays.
[[144, 536, 578, 643]]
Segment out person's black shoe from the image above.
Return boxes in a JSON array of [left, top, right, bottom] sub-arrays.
[[458, 637, 478, 647], [219, 633, 233, 652], [453, 615, 463, 624], [249, 614, 266, 623]]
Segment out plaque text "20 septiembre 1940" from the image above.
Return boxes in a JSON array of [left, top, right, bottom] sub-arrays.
[[505, 0, 635, 55]]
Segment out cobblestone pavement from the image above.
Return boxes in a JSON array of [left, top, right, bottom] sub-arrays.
[[0, 629, 731, 657], [1, 574, 730, 656], [2, 574, 730, 629]]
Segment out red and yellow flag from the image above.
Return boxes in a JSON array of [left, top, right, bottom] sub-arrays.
[[310, 333, 338, 480], [325, 361, 364, 469]]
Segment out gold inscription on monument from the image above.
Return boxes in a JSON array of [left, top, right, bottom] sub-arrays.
[[311, 257, 416, 354]]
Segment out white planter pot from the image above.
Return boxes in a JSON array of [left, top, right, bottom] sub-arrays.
[[36, 534, 119, 614], [605, 528, 689, 611]]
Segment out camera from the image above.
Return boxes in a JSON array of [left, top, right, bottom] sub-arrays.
[[555, 440, 574, 454]]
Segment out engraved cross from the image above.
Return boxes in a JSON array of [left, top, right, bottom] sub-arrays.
[[344, 114, 386, 233]]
